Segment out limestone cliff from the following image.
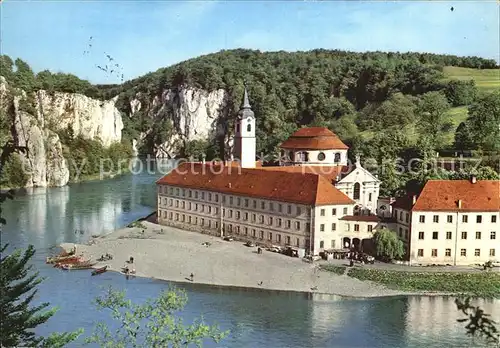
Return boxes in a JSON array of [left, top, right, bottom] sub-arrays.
[[127, 86, 228, 158], [0, 76, 123, 188]]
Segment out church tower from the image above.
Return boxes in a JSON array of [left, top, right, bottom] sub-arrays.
[[233, 85, 256, 168]]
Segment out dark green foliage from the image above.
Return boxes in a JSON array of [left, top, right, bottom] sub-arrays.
[[456, 298, 499, 344], [444, 80, 478, 106], [347, 268, 500, 298], [0, 153, 29, 189], [463, 92, 500, 152], [0, 244, 82, 347], [416, 91, 451, 149], [372, 229, 405, 261], [454, 122, 475, 152]]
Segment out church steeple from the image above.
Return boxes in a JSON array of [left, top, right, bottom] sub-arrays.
[[234, 83, 256, 168]]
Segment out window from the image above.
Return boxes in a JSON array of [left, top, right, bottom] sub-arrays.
[[268, 232, 272, 241], [332, 223, 337, 231], [252, 229, 256, 237], [295, 221, 300, 230], [473, 248, 480, 257], [287, 205, 292, 214], [175, 213, 179, 221], [201, 192, 205, 199], [317, 152, 326, 161], [261, 201, 265, 209], [252, 214, 256, 222], [368, 225, 373, 233], [320, 241, 325, 249], [181, 201, 185, 209], [278, 204, 282, 212], [405, 213, 409, 223], [235, 226, 239, 234], [343, 207, 348, 215], [244, 212, 248, 221], [320, 224, 325, 232], [476, 231, 481, 240], [334, 153, 341, 163], [477, 215, 482, 223], [332, 208, 337, 216], [462, 215, 468, 223], [247, 123, 251, 132], [208, 193, 212, 201], [228, 210, 233, 218], [276, 234, 281, 243], [354, 224, 360, 232], [491, 231, 496, 240], [418, 232, 424, 240], [268, 217, 273, 225], [296, 207, 301, 215], [286, 220, 291, 229], [236, 211, 240, 219], [253, 200, 257, 209], [431, 249, 438, 257], [492, 215, 497, 223], [461, 232, 467, 239], [400, 212, 403, 220], [176, 188, 179, 195], [446, 231, 452, 240], [433, 215, 439, 223], [259, 215, 264, 223], [445, 248, 451, 257], [320, 209, 325, 216], [169, 199, 173, 206], [215, 194, 218, 202], [460, 249, 466, 257], [417, 249, 424, 257], [286, 236, 291, 245], [175, 200, 179, 208], [447, 215, 453, 223], [208, 206, 212, 214], [188, 202, 192, 210], [296, 238, 300, 247], [259, 231, 264, 239], [244, 199, 249, 207], [432, 232, 438, 240], [229, 197, 233, 205], [369, 193, 372, 202], [419, 215, 425, 223], [490, 249, 496, 257], [237, 198, 241, 206], [353, 183, 361, 200], [277, 218, 282, 227], [169, 212, 173, 219], [244, 227, 248, 236], [270, 203, 274, 211]]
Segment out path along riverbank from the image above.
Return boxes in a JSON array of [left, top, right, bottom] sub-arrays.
[[61, 222, 494, 298]]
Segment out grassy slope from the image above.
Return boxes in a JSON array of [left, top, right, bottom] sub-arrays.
[[443, 66, 499, 146]]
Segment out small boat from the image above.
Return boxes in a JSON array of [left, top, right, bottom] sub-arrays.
[[46, 255, 80, 264], [59, 261, 96, 270], [91, 265, 108, 276], [53, 257, 86, 267]]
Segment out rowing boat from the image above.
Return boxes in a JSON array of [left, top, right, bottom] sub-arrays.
[[91, 265, 108, 276]]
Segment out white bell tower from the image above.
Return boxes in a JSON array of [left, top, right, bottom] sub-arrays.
[[233, 85, 256, 168]]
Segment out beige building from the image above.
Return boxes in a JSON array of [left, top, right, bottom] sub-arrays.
[[156, 87, 383, 255], [392, 179, 500, 266]]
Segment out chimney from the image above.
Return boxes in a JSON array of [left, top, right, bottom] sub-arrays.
[[457, 199, 462, 209], [470, 175, 477, 184], [412, 195, 417, 205]]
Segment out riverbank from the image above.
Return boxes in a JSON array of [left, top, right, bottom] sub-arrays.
[[62, 222, 418, 298], [321, 266, 500, 298]]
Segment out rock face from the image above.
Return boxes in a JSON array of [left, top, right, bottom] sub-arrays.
[[0, 77, 123, 188], [129, 87, 227, 157]]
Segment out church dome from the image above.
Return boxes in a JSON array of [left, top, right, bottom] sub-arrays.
[[279, 127, 349, 150]]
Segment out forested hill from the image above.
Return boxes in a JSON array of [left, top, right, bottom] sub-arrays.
[[1, 49, 498, 194]]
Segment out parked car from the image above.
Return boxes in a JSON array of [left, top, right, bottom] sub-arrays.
[[268, 246, 282, 253], [223, 236, 234, 241], [362, 254, 375, 264], [244, 241, 255, 247]]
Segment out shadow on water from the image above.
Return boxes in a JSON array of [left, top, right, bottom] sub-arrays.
[[1, 159, 499, 347]]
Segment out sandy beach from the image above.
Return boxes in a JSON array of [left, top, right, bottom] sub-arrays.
[[62, 221, 415, 298]]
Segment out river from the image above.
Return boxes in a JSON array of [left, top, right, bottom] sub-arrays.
[[1, 160, 498, 347]]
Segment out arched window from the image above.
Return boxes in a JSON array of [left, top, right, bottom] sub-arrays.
[[334, 153, 341, 163], [353, 183, 361, 200], [247, 123, 251, 132]]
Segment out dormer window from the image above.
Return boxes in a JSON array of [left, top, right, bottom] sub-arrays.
[[317, 152, 326, 161], [334, 153, 341, 163]]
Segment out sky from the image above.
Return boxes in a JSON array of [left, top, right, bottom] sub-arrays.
[[1, 0, 499, 84]]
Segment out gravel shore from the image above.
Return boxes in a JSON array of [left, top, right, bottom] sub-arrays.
[[62, 221, 414, 298]]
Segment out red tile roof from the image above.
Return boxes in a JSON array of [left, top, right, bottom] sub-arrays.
[[410, 180, 499, 212], [258, 165, 349, 182], [279, 127, 349, 150], [156, 162, 355, 206], [340, 215, 381, 222]]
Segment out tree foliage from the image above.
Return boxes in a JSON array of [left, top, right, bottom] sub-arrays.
[[372, 229, 405, 261], [455, 298, 499, 345], [444, 80, 477, 107], [86, 287, 227, 348]]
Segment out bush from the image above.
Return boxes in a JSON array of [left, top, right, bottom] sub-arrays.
[[0, 153, 28, 188], [444, 80, 478, 106]]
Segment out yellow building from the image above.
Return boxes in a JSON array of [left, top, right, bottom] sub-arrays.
[[156, 87, 382, 255]]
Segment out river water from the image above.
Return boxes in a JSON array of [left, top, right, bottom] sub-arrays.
[[1, 160, 498, 347]]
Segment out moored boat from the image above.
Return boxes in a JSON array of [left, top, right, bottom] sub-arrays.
[[46, 255, 81, 264], [91, 265, 108, 276], [59, 261, 96, 270]]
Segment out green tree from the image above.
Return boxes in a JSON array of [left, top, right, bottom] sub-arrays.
[[444, 80, 477, 107], [465, 92, 500, 152], [416, 91, 451, 149], [372, 229, 405, 262], [86, 287, 227, 348], [0, 153, 29, 188], [0, 245, 83, 347], [454, 122, 475, 152]]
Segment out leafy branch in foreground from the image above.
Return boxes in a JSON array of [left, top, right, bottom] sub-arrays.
[[86, 286, 228, 348], [455, 298, 499, 345]]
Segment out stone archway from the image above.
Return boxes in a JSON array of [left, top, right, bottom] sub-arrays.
[[352, 238, 361, 251], [343, 237, 351, 249]]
